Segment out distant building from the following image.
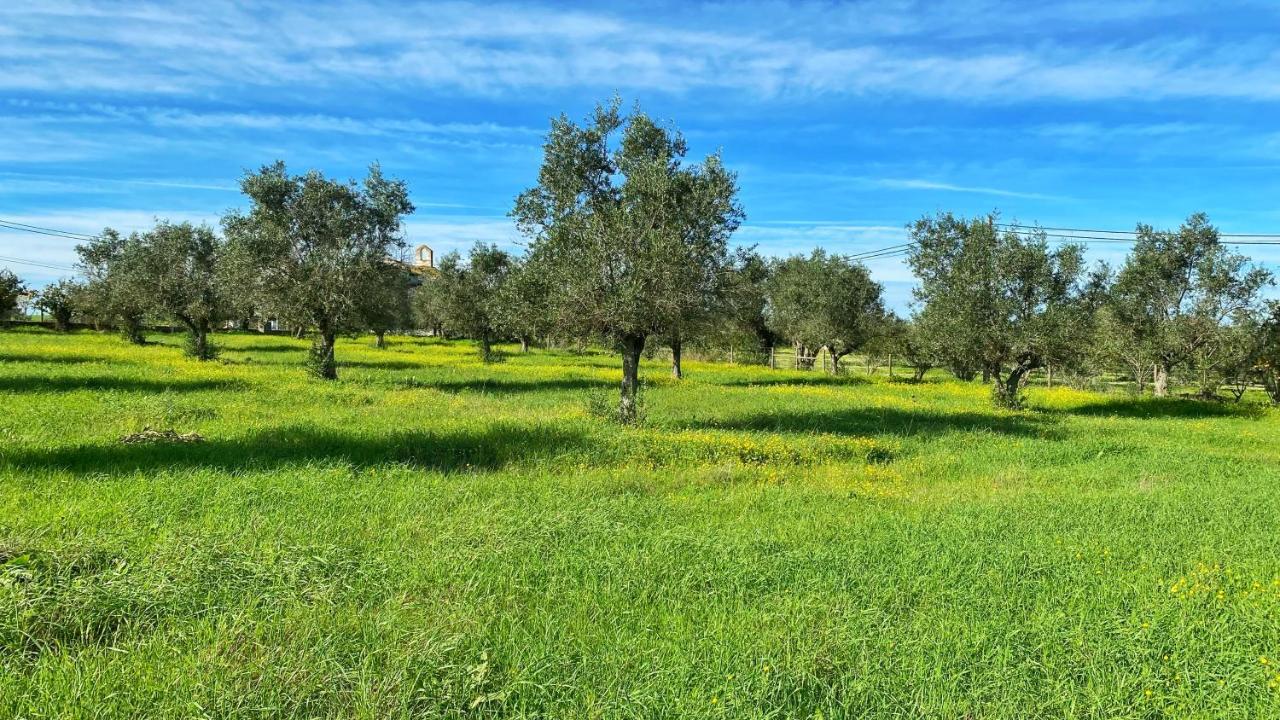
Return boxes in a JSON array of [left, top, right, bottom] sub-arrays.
[[413, 244, 434, 269]]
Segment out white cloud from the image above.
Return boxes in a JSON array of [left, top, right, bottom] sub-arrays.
[[2, 1, 1278, 103], [874, 179, 1067, 201]]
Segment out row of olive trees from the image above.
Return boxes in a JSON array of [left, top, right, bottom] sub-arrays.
[[52, 162, 415, 376], [892, 212, 1277, 406]]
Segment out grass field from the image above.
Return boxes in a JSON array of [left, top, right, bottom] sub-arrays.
[[2, 328, 1280, 718]]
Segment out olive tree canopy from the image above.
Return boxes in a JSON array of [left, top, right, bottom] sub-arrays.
[[223, 161, 414, 379], [1107, 213, 1271, 396], [908, 213, 1091, 407], [767, 249, 886, 373], [512, 99, 743, 422]]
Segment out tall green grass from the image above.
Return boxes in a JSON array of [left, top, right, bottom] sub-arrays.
[[2, 328, 1279, 718]]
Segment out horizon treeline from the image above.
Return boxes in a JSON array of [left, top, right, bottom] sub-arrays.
[[3, 99, 1279, 417]]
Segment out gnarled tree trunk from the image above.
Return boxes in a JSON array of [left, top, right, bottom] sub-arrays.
[[375, 330, 386, 349], [671, 338, 683, 379], [313, 329, 338, 379], [620, 333, 646, 423], [1153, 363, 1169, 397]]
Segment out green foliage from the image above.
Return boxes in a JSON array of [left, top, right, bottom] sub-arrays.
[[357, 263, 413, 347], [512, 98, 743, 421], [130, 221, 227, 360], [74, 228, 148, 343], [908, 213, 1092, 402], [223, 161, 415, 379], [1107, 213, 1272, 396], [410, 273, 448, 337], [436, 243, 516, 362], [0, 269, 27, 322], [767, 249, 886, 372], [35, 279, 82, 331]]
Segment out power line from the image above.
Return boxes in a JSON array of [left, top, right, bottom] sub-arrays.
[[0, 219, 101, 241], [0, 254, 77, 272], [998, 222, 1280, 239]]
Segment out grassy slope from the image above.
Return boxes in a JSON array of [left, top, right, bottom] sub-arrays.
[[1, 328, 1279, 719]]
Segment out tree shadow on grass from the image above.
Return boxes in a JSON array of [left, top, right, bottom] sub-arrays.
[[712, 374, 870, 388], [224, 343, 307, 353], [340, 359, 432, 370], [409, 377, 615, 394], [1, 423, 588, 475], [0, 353, 109, 365], [1044, 397, 1267, 419], [686, 406, 1056, 439], [0, 375, 244, 394]]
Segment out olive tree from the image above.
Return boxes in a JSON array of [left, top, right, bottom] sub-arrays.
[[36, 279, 82, 331], [512, 99, 742, 422], [1255, 303, 1280, 404], [358, 262, 413, 348], [1108, 213, 1271, 396], [411, 273, 448, 337], [75, 228, 151, 344], [0, 269, 27, 324], [908, 213, 1090, 407], [767, 249, 886, 373], [721, 249, 776, 364], [223, 161, 414, 379], [496, 256, 552, 353], [435, 243, 516, 361], [127, 221, 227, 359]]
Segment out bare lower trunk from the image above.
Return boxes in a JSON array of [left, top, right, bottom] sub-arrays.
[[1153, 363, 1169, 397], [314, 331, 338, 380], [375, 330, 386, 349], [181, 316, 214, 360], [620, 334, 645, 424], [479, 334, 493, 362], [795, 343, 814, 370], [520, 337, 529, 353], [830, 351, 846, 374], [671, 339, 683, 380], [995, 362, 1034, 408], [913, 365, 928, 382], [123, 315, 145, 345]]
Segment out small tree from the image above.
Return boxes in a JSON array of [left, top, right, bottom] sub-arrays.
[[512, 99, 742, 422], [223, 161, 414, 379], [436, 243, 516, 361], [0, 269, 27, 325], [496, 255, 552, 353], [36, 279, 81, 331], [75, 228, 151, 344], [897, 317, 944, 382], [767, 250, 886, 373], [126, 222, 227, 360], [411, 273, 448, 337], [1108, 213, 1271, 396], [714, 248, 776, 365], [1256, 303, 1280, 404], [358, 263, 413, 348]]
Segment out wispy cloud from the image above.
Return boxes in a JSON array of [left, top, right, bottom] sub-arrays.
[[3, 2, 1279, 103], [875, 179, 1067, 201]]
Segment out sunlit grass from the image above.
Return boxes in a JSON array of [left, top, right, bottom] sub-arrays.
[[2, 327, 1279, 717]]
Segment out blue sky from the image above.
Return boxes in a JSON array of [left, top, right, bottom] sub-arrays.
[[4, 0, 1280, 309]]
